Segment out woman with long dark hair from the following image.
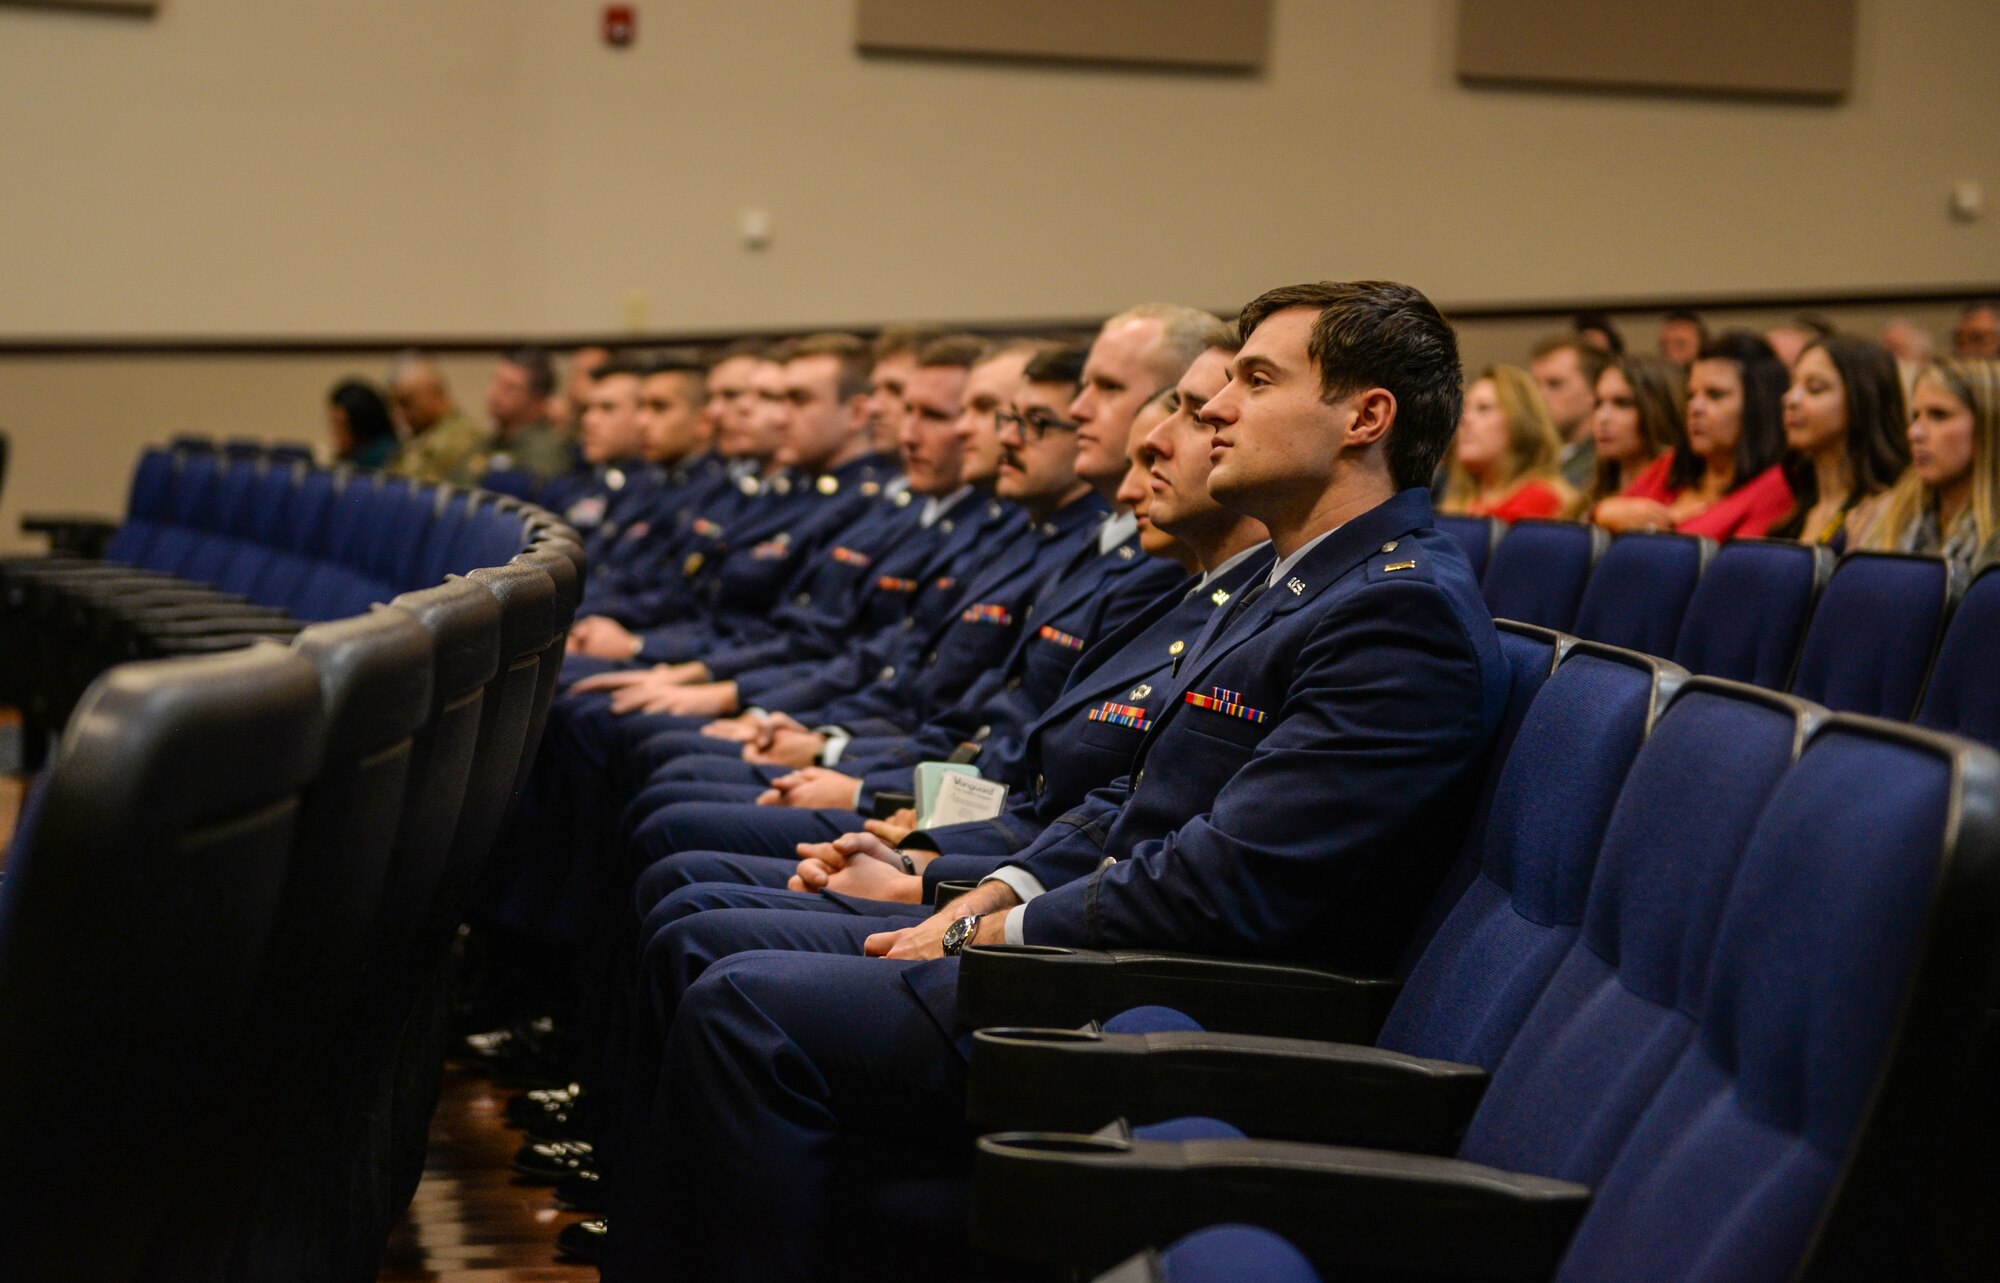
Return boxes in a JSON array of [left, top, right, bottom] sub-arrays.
[[326, 378, 399, 469], [1770, 336, 1909, 548], [1585, 354, 1685, 520]]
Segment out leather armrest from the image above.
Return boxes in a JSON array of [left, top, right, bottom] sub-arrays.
[[966, 1027, 1484, 1152], [957, 944, 1400, 1044], [971, 1131, 1588, 1281], [933, 879, 978, 908], [19, 514, 118, 558], [871, 790, 914, 819]]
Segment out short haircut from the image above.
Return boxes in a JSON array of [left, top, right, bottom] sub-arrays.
[[1531, 333, 1611, 387], [592, 357, 648, 383], [500, 345, 556, 398], [1572, 311, 1626, 355], [786, 332, 873, 400], [1664, 309, 1706, 328], [1104, 304, 1235, 387], [872, 325, 936, 362], [1023, 343, 1089, 387], [643, 347, 710, 403], [1675, 330, 1790, 492], [915, 333, 990, 369], [710, 338, 772, 367], [1234, 280, 1463, 491]]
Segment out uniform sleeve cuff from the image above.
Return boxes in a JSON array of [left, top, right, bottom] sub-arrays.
[[818, 728, 853, 766], [979, 865, 1047, 906], [1001, 904, 1028, 947]]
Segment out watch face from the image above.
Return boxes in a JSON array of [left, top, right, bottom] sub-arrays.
[[943, 915, 977, 955]]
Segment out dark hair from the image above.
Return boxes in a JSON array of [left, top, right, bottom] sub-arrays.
[[500, 345, 556, 398], [915, 333, 991, 369], [328, 378, 396, 445], [1771, 336, 1910, 537], [786, 332, 874, 401], [1022, 343, 1088, 388], [1589, 354, 1687, 503], [1530, 333, 1610, 390], [1664, 308, 1705, 328], [710, 337, 773, 366], [1671, 330, 1790, 492], [872, 325, 937, 361], [642, 347, 710, 403], [1573, 311, 1626, 355], [1792, 312, 1837, 340], [1235, 280, 1462, 491]]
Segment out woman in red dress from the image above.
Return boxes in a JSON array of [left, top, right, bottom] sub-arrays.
[[1593, 331, 1793, 539], [1439, 364, 1578, 522], [1583, 354, 1686, 520]]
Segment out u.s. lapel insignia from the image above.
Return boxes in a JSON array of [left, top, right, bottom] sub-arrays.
[[1209, 587, 1230, 606], [1286, 577, 1306, 595], [816, 474, 840, 495], [1129, 683, 1152, 700]]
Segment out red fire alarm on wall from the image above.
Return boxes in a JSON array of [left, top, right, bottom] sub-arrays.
[[603, 5, 635, 48]]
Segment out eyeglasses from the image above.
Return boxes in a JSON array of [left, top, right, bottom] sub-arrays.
[[995, 409, 1080, 440]]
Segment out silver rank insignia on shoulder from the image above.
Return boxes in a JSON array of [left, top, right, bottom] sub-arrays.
[[816, 475, 839, 495], [1117, 546, 1134, 560], [1210, 588, 1230, 606], [1130, 683, 1152, 700], [1287, 577, 1306, 595]]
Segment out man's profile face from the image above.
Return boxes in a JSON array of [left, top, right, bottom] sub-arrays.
[[1529, 346, 1593, 439], [1956, 305, 2000, 358], [865, 352, 918, 454], [721, 361, 790, 461], [638, 372, 703, 465], [898, 365, 968, 496], [1071, 317, 1168, 489], [1142, 347, 1233, 535], [995, 378, 1083, 506], [953, 351, 1031, 491], [1202, 307, 1353, 511], [775, 354, 854, 471], [392, 375, 450, 434], [580, 373, 645, 464], [486, 361, 539, 427], [1119, 400, 1187, 559], [705, 356, 758, 450]]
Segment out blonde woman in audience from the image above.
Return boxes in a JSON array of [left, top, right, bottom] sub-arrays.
[[1865, 357, 2000, 573], [1592, 331, 1793, 539], [1584, 355, 1685, 519], [1771, 337, 1908, 549], [1440, 364, 1578, 521]]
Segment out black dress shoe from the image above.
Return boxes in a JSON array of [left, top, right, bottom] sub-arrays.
[[553, 1166, 605, 1213], [505, 1082, 582, 1128], [555, 1218, 607, 1264], [511, 1138, 595, 1183]]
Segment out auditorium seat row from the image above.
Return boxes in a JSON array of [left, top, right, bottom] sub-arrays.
[[0, 440, 581, 1280], [0, 438, 571, 761], [1437, 514, 1998, 747], [954, 627, 2000, 1282]]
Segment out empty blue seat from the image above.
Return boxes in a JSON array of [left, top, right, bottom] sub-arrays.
[[1481, 520, 1605, 631], [1914, 563, 2000, 749], [1434, 514, 1502, 582], [100, 448, 178, 566], [1670, 538, 1828, 689], [1569, 532, 1710, 658], [1788, 551, 1957, 718], [138, 450, 223, 575]]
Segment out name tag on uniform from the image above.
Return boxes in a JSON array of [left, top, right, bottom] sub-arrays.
[[1087, 700, 1153, 732], [751, 537, 791, 560], [1036, 624, 1086, 651], [961, 603, 1013, 626], [876, 575, 917, 594], [1185, 686, 1267, 724], [691, 518, 723, 538], [830, 546, 872, 567]]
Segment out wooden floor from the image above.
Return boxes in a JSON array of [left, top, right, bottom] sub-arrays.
[[377, 1067, 598, 1282]]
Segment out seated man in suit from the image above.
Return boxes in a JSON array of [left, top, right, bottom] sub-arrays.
[[593, 281, 1510, 1280]]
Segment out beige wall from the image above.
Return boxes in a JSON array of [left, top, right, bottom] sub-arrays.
[[0, 0, 1995, 543]]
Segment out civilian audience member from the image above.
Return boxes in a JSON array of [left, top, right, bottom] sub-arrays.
[[1440, 364, 1577, 521], [1765, 314, 1833, 370], [385, 352, 485, 483], [1771, 337, 1909, 548], [325, 378, 398, 470], [1572, 310, 1624, 355], [1529, 336, 1609, 489], [1865, 357, 2000, 573], [1584, 354, 1685, 517], [1594, 331, 1792, 538], [458, 345, 574, 482], [1658, 308, 1707, 369], [1955, 300, 2000, 358]]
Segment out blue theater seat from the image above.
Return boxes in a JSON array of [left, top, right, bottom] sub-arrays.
[[1434, 514, 1502, 582], [0, 645, 325, 1280], [1914, 563, 2000, 749], [1482, 519, 1606, 632], [1670, 539, 1830, 689], [1568, 532, 1711, 658], [1788, 550, 1957, 718]]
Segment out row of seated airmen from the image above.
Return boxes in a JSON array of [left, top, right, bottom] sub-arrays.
[[449, 283, 1998, 1279]]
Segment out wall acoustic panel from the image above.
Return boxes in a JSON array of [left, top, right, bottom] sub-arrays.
[[855, 0, 1271, 72], [1456, 0, 1855, 101]]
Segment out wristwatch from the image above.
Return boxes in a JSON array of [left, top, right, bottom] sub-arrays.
[[940, 912, 985, 956]]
